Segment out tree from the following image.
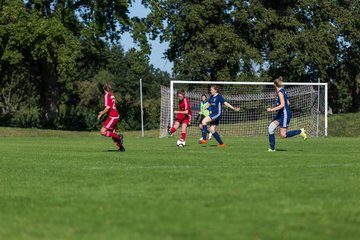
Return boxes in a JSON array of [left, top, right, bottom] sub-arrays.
[[144, 0, 359, 112], [0, 0, 131, 125], [144, 0, 262, 81], [331, 0, 360, 112], [1, 1, 76, 124]]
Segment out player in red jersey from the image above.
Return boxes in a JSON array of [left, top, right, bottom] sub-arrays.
[[97, 83, 125, 152], [168, 89, 192, 145]]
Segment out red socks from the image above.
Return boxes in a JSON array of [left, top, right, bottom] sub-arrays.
[[105, 131, 121, 148], [112, 137, 121, 148], [170, 127, 176, 134], [106, 131, 119, 139], [181, 132, 186, 141], [169, 127, 186, 141]]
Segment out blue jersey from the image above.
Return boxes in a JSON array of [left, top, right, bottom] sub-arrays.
[[275, 88, 292, 128], [208, 94, 225, 119]]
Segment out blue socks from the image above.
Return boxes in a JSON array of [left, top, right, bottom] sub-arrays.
[[269, 134, 275, 150], [286, 130, 301, 138], [202, 127, 223, 144], [212, 132, 223, 144], [202, 125, 207, 140], [269, 130, 301, 150]]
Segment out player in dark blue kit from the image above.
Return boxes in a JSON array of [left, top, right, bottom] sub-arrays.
[[266, 77, 307, 152], [199, 85, 240, 147]]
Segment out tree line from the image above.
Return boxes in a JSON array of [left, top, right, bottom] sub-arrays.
[[0, 0, 170, 130], [144, 0, 359, 112], [1, 0, 359, 131]]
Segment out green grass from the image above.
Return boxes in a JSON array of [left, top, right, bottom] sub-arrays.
[[1, 128, 360, 239], [328, 112, 360, 137]]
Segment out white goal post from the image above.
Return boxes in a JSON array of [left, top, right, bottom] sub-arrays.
[[160, 81, 328, 138]]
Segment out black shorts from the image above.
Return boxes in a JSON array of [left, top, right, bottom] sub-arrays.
[[210, 118, 221, 126], [198, 114, 206, 125], [209, 114, 221, 126]]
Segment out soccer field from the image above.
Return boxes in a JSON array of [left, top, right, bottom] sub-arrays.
[[1, 130, 360, 239]]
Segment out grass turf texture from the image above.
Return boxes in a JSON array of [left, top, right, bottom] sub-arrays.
[[1, 128, 360, 239]]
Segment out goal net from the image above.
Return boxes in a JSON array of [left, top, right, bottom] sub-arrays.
[[160, 81, 328, 138]]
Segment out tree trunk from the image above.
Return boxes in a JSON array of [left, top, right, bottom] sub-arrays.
[[352, 73, 360, 112], [40, 60, 60, 125]]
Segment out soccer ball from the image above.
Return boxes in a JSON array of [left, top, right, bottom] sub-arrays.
[[177, 139, 185, 147]]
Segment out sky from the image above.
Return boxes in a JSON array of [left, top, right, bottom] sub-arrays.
[[120, 1, 173, 74]]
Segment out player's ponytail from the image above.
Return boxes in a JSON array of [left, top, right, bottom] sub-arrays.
[[274, 77, 283, 88]]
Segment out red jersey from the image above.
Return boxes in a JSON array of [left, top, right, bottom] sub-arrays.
[[104, 92, 120, 118], [178, 97, 192, 117]]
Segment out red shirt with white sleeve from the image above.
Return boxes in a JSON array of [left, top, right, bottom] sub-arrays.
[[177, 97, 192, 118], [104, 92, 120, 118]]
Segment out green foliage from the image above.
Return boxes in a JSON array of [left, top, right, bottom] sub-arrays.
[[53, 104, 88, 130], [145, 0, 262, 81], [10, 105, 40, 128], [144, 0, 360, 112], [0, 64, 39, 126], [0, 0, 171, 130], [328, 112, 360, 137], [2, 0, 359, 131]]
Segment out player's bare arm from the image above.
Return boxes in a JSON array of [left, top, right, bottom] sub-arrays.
[[174, 109, 189, 114], [98, 106, 110, 119], [267, 92, 285, 112], [224, 102, 240, 111]]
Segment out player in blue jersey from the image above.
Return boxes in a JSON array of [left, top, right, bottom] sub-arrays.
[[199, 85, 240, 147], [266, 77, 307, 152]]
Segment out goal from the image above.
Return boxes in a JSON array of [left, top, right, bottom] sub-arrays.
[[160, 81, 328, 138]]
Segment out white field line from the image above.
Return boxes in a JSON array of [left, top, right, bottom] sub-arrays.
[[84, 163, 358, 170]]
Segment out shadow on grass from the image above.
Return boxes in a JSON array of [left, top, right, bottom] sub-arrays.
[[199, 145, 222, 148], [275, 149, 304, 152]]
